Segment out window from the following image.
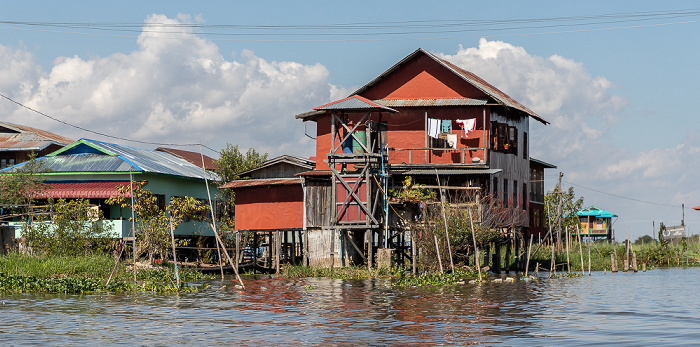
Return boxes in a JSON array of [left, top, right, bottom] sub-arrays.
[[154, 194, 166, 211], [523, 132, 528, 159], [1, 159, 5, 169], [523, 183, 527, 210], [490, 122, 518, 154], [513, 180, 518, 209], [503, 179, 508, 207]]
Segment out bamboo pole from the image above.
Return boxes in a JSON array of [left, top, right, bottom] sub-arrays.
[[106, 241, 125, 286], [129, 169, 137, 283], [434, 234, 444, 273], [168, 218, 180, 287], [565, 226, 570, 274], [435, 170, 455, 273], [587, 234, 591, 276], [577, 225, 584, 275], [216, 238, 224, 281], [199, 144, 245, 289], [468, 207, 482, 281], [525, 234, 533, 277]]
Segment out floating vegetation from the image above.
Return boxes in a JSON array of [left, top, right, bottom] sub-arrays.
[[392, 268, 480, 287], [0, 272, 208, 294]]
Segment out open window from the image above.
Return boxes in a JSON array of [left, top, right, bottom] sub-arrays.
[[490, 122, 518, 155]]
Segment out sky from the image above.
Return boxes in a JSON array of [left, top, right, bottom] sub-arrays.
[[1, 1, 700, 240]]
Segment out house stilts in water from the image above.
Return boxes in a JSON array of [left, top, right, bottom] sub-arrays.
[[227, 48, 555, 271]]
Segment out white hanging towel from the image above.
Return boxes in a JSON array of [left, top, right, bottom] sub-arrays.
[[455, 118, 476, 138], [428, 118, 440, 138]]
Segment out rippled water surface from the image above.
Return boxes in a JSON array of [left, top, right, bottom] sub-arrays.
[[2, 267, 700, 346]]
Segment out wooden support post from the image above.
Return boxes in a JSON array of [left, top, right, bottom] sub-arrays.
[[514, 236, 521, 272], [525, 234, 533, 277], [495, 242, 502, 273], [411, 229, 417, 275], [303, 230, 308, 267], [587, 234, 592, 276], [631, 251, 638, 272], [565, 226, 570, 274], [577, 225, 584, 275], [611, 253, 618, 272], [330, 229, 335, 269], [367, 229, 373, 271], [275, 231, 281, 274], [235, 232, 240, 272]]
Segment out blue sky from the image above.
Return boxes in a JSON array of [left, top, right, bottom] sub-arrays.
[[1, 1, 699, 240]]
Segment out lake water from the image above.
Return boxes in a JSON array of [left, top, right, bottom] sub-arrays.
[[2, 267, 700, 346]]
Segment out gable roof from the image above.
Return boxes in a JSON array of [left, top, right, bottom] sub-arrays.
[[576, 206, 617, 218], [155, 147, 217, 171], [314, 95, 398, 113], [352, 48, 547, 125], [235, 154, 315, 178], [0, 122, 74, 151], [3, 139, 218, 180]]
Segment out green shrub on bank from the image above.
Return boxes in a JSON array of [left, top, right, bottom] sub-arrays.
[[0, 253, 213, 293]]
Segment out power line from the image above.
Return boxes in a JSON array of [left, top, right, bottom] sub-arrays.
[[562, 179, 679, 208], [0, 8, 699, 42], [0, 92, 220, 154]]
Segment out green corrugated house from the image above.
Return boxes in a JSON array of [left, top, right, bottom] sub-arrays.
[[2, 138, 220, 238]]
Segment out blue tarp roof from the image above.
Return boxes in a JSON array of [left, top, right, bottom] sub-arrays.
[[1, 139, 219, 181], [576, 206, 617, 218]]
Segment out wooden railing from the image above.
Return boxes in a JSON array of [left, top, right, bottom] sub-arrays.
[[387, 147, 487, 164]]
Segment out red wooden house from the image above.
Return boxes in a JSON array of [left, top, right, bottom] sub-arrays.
[[228, 48, 554, 269]]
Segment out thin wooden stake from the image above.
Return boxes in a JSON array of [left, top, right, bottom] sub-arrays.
[[577, 224, 584, 275], [565, 225, 570, 274], [525, 234, 533, 277], [435, 170, 455, 273], [168, 218, 180, 287], [199, 144, 244, 289], [467, 207, 481, 281]]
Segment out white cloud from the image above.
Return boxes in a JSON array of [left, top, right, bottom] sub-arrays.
[[438, 39, 699, 238], [3, 14, 338, 158]]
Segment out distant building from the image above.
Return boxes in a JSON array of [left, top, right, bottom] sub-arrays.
[[0, 122, 73, 169], [577, 206, 617, 241]]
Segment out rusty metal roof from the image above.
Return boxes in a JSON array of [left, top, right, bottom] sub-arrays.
[[155, 147, 217, 170], [314, 95, 398, 113], [351, 48, 547, 125], [220, 178, 300, 189], [34, 181, 131, 199], [0, 122, 73, 151], [375, 98, 488, 107], [296, 170, 332, 177]]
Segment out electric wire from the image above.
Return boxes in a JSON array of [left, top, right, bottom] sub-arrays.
[[0, 92, 220, 154], [0, 8, 699, 42]]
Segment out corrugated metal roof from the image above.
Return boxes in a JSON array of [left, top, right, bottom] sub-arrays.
[[350, 48, 548, 125], [529, 157, 557, 169], [220, 178, 300, 189], [576, 206, 617, 218], [0, 122, 73, 144], [314, 95, 397, 113], [155, 147, 217, 170], [2, 139, 219, 180], [34, 181, 131, 199], [375, 98, 488, 107], [394, 168, 502, 176], [296, 170, 332, 177], [236, 155, 315, 178], [0, 140, 55, 151]]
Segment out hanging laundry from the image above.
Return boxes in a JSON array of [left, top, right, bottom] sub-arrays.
[[441, 119, 452, 133], [428, 118, 440, 138], [455, 118, 476, 138]]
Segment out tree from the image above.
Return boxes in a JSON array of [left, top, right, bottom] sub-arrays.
[[544, 184, 584, 233], [634, 235, 654, 245], [106, 182, 208, 262], [0, 153, 51, 220], [214, 144, 267, 229], [215, 144, 268, 183]]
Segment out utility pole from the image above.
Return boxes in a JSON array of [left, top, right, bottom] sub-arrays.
[[556, 172, 564, 251]]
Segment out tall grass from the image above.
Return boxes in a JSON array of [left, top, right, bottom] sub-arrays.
[[0, 252, 117, 278]]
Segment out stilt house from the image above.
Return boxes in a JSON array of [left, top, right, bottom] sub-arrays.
[[293, 48, 552, 267]]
